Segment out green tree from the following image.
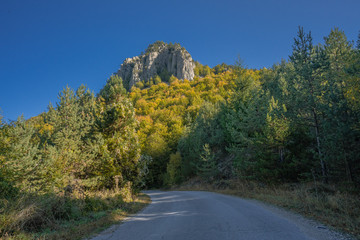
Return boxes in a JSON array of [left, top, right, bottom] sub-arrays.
[[96, 75, 141, 189], [288, 26, 328, 182], [3, 117, 43, 191], [45, 86, 91, 189], [179, 102, 226, 179], [165, 152, 182, 185], [0, 114, 18, 198], [321, 28, 360, 183], [197, 144, 217, 182], [221, 66, 268, 180]]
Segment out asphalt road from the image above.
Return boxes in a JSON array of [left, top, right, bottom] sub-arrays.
[[91, 190, 349, 240]]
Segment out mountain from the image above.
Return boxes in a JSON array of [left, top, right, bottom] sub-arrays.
[[115, 41, 195, 90]]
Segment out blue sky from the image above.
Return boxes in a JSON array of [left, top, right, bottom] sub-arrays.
[[1, 0, 359, 121]]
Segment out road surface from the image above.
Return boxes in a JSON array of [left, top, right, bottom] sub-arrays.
[[91, 190, 350, 240]]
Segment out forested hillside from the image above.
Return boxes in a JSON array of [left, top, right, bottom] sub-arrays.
[[130, 27, 360, 188], [1, 27, 360, 238]]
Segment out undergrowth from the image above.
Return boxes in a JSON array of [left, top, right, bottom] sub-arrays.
[[0, 187, 150, 240], [175, 178, 360, 239]]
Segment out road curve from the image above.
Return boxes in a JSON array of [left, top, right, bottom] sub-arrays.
[[90, 190, 349, 240]]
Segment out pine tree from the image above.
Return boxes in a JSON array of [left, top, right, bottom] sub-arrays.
[[321, 28, 359, 183], [223, 69, 266, 180], [4, 117, 43, 191], [265, 96, 290, 164], [45, 86, 83, 188], [197, 144, 217, 182], [0, 114, 6, 169], [288, 26, 328, 182], [0, 114, 19, 198], [41, 85, 97, 190], [95, 75, 141, 189]]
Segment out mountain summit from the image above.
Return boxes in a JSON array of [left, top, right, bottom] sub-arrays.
[[115, 41, 195, 90]]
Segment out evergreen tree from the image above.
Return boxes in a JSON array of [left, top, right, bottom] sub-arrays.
[[3, 117, 43, 191], [38, 85, 98, 190], [321, 28, 360, 183], [223, 68, 266, 180], [0, 114, 19, 198], [197, 144, 217, 182], [288, 26, 328, 182], [179, 102, 226, 179], [96, 75, 141, 189], [45, 86, 84, 188]]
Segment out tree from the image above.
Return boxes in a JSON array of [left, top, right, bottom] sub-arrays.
[[3, 117, 44, 191], [165, 152, 182, 185], [288, 26, 328, 182], [95, 75, 141, 189], [179, 102, 227, 179], [197, 144, 217, 182], [154, 75, 162, 85], [43, 86, 95, 189], [0, 113, 6, 169], [265, 96, 290, 164], [321, 28, 359, 183]]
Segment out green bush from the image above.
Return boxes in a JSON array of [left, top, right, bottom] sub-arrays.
[[84, 197, 109, 212], [0, 177, 18, 200]]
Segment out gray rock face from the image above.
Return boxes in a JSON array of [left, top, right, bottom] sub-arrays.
[[115, 41, 195, 90]]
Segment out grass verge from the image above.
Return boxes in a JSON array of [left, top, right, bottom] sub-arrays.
[[0, 190, 151, 240], [174, 178, 360, 239]]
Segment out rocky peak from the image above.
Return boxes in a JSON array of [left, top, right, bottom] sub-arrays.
[[115, 41, 195, 90]]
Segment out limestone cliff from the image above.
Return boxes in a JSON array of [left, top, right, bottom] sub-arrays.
[[115, 41, 195, 90]]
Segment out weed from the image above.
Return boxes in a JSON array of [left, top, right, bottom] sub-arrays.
[[0, 187, 150, 240]]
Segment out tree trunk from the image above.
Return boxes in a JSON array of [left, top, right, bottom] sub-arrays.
[[312, 108, 327, 183]]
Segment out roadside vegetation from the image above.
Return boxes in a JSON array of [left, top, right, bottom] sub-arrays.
[[0, 188, 150, 240]]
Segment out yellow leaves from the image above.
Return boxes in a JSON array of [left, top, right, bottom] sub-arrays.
[[170, 79, 180, 86], [135, 98, 150, 115], [131, 68, 239, 161], [217, 80, 226, 88], [137, 115, 153, 124], [39, 123, 53, 134]]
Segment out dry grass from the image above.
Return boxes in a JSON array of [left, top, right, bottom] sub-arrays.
[[0, 189, 151, 240], [175, 178, 360, 239], [41, 193, 150, 240]]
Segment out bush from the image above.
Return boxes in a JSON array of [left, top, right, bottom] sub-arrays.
[[0, 178, 18, 200], [0, 189, 129, 238], [84, 197, 109, 212]]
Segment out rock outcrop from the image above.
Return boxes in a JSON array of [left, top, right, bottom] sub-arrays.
[[115, 41, 195, 90]]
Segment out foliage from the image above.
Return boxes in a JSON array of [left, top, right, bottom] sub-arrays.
[[176, 27, 360, 186], [0, 27, 359, 238], [0, 188, 148, 239], [197, 144, 218, 182], [93, 75, 141, 189], [130, 69, 238, 186], [164, 152, 182, 186], [0, 76, 144, 198]]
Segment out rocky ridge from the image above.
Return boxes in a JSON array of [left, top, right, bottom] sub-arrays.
[[115, 41, 195, 90]]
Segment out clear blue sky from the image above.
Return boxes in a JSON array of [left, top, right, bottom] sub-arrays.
[[1, 0, 359, 121]]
